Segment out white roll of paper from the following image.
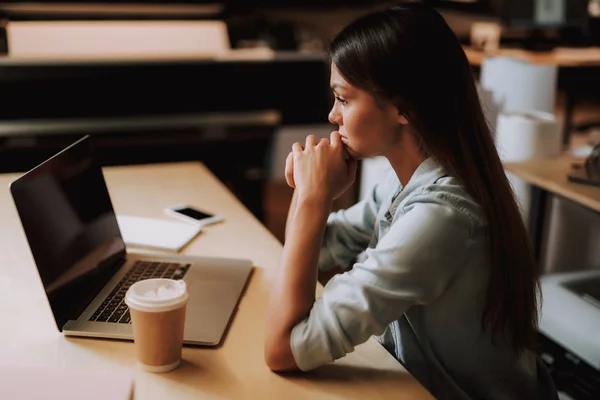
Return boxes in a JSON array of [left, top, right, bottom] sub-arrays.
[[495, 110, 561, 224], [496, 110, 561, 163]]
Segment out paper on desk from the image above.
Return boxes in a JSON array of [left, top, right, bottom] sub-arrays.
[[0, 365, 133, 400], [117, 215, 201, 252]]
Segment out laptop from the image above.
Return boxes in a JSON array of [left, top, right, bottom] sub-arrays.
[[9, 135, 253, 346]]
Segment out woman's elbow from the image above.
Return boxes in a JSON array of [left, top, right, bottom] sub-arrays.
[[264, 339, 300, 372]]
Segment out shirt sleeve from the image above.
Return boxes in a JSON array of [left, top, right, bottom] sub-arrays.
[[291, 193, 473, 371], [318, 170, 398, 272]]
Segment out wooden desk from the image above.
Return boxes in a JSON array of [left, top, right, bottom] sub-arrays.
[[504, 154, 600, 260], [464, 46, 600, 67], [505, 155, 600, 213], [0, 162, 432, 399]]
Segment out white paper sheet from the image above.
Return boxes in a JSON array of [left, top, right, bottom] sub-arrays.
[[117, 215, 202, 252]]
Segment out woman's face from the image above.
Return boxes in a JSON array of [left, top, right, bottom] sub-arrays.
[[328, 63, 407, 159]]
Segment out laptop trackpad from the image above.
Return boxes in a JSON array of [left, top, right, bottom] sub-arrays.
[[183, 280, 240, 345]]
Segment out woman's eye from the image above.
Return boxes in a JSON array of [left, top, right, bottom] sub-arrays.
[[335, 96, 347, 105]]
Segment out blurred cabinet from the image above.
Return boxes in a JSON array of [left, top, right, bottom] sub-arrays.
[[0, 54, 332, 221]]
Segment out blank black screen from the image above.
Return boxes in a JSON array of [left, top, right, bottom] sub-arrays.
[[10, 136, 126, 330], [174, 207, 213, 220]]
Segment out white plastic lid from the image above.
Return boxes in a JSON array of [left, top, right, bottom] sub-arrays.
[[125, 278, 189, 313]]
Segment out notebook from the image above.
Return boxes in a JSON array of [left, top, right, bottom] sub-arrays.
[[116, 215, 202, 252], [0, 365, 133, 400]]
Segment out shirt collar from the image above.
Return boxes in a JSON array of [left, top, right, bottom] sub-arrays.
[[393, 157, 447, 205]]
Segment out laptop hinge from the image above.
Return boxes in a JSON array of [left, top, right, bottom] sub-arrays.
[[60, 251, 127, 330]]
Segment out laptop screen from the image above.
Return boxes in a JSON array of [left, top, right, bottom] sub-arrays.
[[10, 136, 126, 330]]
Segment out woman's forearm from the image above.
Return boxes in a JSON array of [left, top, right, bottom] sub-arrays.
[[265, 195, 332, 371], [279, 196, 331, 312], [285, 189, 299, 241], [288, 190, 345, 287]]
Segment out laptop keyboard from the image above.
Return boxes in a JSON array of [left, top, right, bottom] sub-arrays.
[[89, 260, 190, 324]]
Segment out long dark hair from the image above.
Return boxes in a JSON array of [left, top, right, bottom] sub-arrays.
[[329, 4, 539, 353]]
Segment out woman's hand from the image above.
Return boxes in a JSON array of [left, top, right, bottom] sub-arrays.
[[290, 131, 357, 203], [285, 151, 296, 189]]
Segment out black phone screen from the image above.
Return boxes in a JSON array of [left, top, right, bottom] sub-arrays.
[[174, 207, 214, 220]]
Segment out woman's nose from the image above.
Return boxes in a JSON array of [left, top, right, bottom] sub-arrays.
[[328, 106, 342, 126]]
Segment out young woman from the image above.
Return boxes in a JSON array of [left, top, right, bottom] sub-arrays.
[[264, 4, 558, 399]]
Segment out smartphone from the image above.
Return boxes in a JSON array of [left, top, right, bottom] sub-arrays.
[[165, 204, 223, 226]]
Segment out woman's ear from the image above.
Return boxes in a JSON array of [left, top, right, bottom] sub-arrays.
[[391, 98, 409, 125]]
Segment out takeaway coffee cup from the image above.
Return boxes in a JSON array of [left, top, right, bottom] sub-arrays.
[[125, 278, 189, 372]]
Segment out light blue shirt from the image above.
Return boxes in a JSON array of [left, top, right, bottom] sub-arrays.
[[290, 157, 557, 399]]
